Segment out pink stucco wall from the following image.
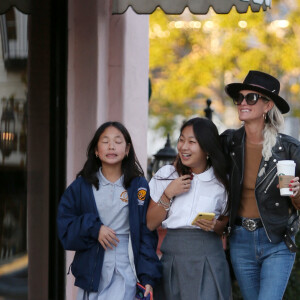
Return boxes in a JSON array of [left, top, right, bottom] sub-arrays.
[[66, 1, 149, 298]]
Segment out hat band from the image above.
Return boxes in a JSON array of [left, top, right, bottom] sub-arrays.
[[246, 83, 277, 94]]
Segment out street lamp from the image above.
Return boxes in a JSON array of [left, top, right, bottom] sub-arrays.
[[147, 134, 177, 257], [0, 99, 17, 163], [147, 134, 177, 180], [204, 98, 213, 120]]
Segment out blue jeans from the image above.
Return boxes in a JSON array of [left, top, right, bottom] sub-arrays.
[[230, 226, 295, 300]]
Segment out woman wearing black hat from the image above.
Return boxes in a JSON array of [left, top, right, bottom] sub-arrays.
[[221, 70, 300, 300]]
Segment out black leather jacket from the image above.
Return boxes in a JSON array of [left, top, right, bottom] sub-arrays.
[[221, 126, 300, 251]]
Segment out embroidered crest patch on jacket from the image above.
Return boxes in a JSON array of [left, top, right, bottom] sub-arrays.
[[137, 188, 147, 205]]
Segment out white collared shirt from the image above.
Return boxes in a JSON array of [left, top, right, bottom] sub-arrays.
[[149, 165, 228, 229]]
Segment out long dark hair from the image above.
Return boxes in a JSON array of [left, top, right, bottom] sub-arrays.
[[77, 121, 144, 189], [175, 117, 229, 194]]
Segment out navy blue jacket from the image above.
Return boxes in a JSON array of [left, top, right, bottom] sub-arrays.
[[57, 175, 162, 292]]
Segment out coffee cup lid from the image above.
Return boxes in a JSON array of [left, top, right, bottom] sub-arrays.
[[277, 160, 295, 165]]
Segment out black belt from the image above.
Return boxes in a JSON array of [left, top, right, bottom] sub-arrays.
[[235, 216, 263, 231]]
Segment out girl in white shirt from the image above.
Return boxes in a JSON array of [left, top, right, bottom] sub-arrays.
[[147, 117, 231, 300]]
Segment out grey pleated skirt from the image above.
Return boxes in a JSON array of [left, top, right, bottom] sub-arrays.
[[155, 229, 232, 300]]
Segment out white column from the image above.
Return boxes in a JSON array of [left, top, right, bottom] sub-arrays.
[[122, 9, 149, 172], [66, 0, 100, 298], [108, 8, 149, 172]]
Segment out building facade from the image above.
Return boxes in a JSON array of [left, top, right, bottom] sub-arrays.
[[0, 1, 149, 299]]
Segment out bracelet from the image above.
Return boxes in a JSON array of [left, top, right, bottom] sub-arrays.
[[159, 197, 170, 206], [157, 197, 171, 211], [163, 191, 171, 201]]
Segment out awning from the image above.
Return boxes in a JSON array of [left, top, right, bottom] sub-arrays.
[[112, 0, 271, 15], [0, 0, 31, 15]]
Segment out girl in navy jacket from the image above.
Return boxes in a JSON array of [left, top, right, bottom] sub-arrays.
[[57, 121, 161, 299]]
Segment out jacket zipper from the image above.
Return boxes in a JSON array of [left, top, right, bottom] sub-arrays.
[[255, 192, 272, 242], [227, 166, 236, 235], [256, 165, 276, 189], [90, 245, 100, 291], [89, 184, 101, 291], [264, 173, 277, 194], [255, 164, 277, 242], [228, 153, 241, 234]]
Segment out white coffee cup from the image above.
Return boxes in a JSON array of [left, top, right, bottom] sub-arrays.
[[277, 160, 296, 196]]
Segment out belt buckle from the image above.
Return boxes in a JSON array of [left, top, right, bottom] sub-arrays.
[[242, 218, 257, 231]]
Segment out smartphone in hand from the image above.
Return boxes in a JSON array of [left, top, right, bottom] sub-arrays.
[[192, 212, 215, 225]]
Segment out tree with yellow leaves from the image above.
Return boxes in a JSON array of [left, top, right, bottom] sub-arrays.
[[149, 0, 300, 135]]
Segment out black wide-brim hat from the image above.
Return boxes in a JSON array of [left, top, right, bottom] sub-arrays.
[[225, 70, 290, 114]]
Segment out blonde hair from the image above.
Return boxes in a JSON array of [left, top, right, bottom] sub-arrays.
[[258, 104, 284, 176]]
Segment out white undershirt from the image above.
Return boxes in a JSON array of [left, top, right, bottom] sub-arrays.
[[149, 165, 228, 229]]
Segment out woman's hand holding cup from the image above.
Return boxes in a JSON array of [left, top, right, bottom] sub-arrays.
[[277, 160, 296, 196], [289, 176, 300, 197]]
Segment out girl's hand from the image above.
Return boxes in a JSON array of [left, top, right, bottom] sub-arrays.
[[165, 174, 192, 198], [195, 218, 217, 232], [289, 176, 300, 198], [98, 225, 119, 250], [144, 284, 153, 297]]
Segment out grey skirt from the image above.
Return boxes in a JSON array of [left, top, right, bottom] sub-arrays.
[[155, 229, 231, 300]]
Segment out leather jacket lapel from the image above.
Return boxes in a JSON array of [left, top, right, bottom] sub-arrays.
[[256, 135, 285, 187], [231, 127, 246, 184]]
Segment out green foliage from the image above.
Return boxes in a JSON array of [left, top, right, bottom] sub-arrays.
[[149, 2, 300, 135]]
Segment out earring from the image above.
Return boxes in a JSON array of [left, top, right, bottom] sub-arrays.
[[95, 154, 98, 158], [206, 155, 209, 160]]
